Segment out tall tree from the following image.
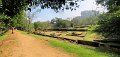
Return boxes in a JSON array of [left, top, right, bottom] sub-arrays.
[[1, 0, 82, 33], [96, 0, 120, 40], [2, 0, 82, 17], [96, 0, 120, 13]]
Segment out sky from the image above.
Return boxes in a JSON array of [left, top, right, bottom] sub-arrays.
[[27, 0, 107, 22]]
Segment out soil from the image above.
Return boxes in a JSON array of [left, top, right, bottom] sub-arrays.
[[0, 30, 75, 57]]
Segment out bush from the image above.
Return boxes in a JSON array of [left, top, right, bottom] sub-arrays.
[[96, 11, 120, 40], [0, 14, 10, 35]]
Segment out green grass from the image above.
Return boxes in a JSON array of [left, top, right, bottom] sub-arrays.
[[20, 31, 120, 57], [83, 31, 104, 41], [0, 32, 8, 41]]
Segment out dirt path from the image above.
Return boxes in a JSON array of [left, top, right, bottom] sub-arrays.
[[0, 31, 75, 57]]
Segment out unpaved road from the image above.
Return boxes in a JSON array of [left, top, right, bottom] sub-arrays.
[[0, 31, 75, 57]]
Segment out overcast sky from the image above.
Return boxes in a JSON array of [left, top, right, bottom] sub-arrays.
[[27, 0, 107, 22]]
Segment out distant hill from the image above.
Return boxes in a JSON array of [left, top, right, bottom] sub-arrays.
[[72, 10, 99, 20], [80, 10, 99, 19], [71, 10, 99, 26]]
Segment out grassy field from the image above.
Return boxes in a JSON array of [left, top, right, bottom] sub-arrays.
[[21, 31, 120, 57]]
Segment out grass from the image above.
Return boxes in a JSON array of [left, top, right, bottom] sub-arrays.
[[36, 31, 104, 41], [0, 32, 8, 41], [20, 31, 120, 57], [83, 31, 104, 41], [37, 31, 85, 40]]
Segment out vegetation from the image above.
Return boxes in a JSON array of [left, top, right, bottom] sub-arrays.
[[96, 0, 120, 13], [34, 21, 52, 31], [51, 18, 72, 29], [0, 0, 120, 56], [0, 0, 83, 34], [24, 31, 120, 57], [96, 11, 120, 40], [34, 16, 99, 31], [48, 39, 119, 57], [83, 31, 104, 41], [96, 0, 120, 40], [0, 0, 120, 57], [0, 0, 119, 41], [0, 31, 8, 41], [70, 10, 100, 28]]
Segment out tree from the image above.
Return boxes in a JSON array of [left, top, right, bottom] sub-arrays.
[[34, 21, 52, 31], [96, 0, 120, 13], [51, 18, 71, 29], [96, 11, 120, 40], [96, 0, 120, 40], [2, 0, 81, 17], [71, 16, 99, 27], [0, 14, 10, 34], [0, 0, 83, 33], [71, 16, 81, 27], [12, 11, 34, 32]]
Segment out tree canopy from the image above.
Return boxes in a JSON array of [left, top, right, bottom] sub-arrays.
[[0, 0, 83, 34], [1, 0, 82, 17], [96, 0, 120, 12], [96, 0, 120, 40], [51, 18, 71, 29]]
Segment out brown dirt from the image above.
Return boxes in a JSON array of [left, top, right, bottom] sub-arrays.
[[0, 30, 75, 57]]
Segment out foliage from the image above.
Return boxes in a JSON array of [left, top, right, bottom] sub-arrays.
[[10, 11, 34, 32], [0, 14, 10, 34], [1, 0, 82, 17], [0, 14, 10, 27], [71, 16, 81, 26], [34, 16, 99, 30], [51, 18, 71, 29], [96, 0, 120, 13], [71, 16, 99, 28], [96, 11, 120, 40], [96, 0, 120, 40], [34, 21, 52, 30], [28, 0, 82, 12], [0, 0, 30, 33], [83, 31, 104, 41], [0, 31, 8, 41], [1, 0, 29, 17], [0, 0, 83, 33]]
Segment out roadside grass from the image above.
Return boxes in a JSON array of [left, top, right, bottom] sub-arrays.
[[20, 31, 120, 57], [0, 32, 9, 41]]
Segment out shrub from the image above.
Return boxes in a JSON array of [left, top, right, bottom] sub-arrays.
[[96, 11, 120, 40]]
